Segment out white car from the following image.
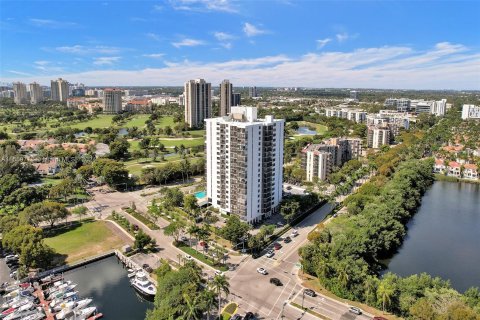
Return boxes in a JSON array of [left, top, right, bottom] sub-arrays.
[[215, 270, 224, 276], [266, 250, 275, 258], [291, 229, 299, 237], [256, 267, 268, 275], [185, 254, 193, 261]]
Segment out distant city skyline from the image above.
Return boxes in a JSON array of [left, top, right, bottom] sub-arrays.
[[0, 1, 479, 89]]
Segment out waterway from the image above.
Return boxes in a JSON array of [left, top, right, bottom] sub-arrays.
[[385, 180, 480, 292], [63, 255, 153, 319]]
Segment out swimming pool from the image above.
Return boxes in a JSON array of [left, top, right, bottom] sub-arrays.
[[194, 191, 206, 199]]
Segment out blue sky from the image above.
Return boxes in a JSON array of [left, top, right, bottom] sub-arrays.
[[0, 0, 479, 89]]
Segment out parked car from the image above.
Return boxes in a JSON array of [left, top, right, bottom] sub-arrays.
[[304, 289, 316, 297], [142, 264, 153, 273], [270, 278, 282, 286], [276, 222, 284, 227], [185, 254, 193, 261], [5, 255, 18, 262], [273, 243, 282, 250], [349, 307, 362, 315], [230, 314, 243, 320], [283, 236, 292, 243], [286, 186, 292, 190], [214, 270, 224, 276], [291, 229, 299, 237], [180, 236, 188, 242], [265, 250, 275, 258], [244, 312, 256, 320], [256, 267, 268, 275]]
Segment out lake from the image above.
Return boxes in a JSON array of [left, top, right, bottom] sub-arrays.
[[296, 126, 317, 135], [385, 180, 480, 292], [63, 255, 153, 319]]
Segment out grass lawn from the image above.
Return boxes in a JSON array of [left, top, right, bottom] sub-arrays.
[[156, 116, 174, 128], [68, 115, 115, 130], [40, 177, 63, 185], [122, 114, 150, 128], [44, 220, 127, 264]]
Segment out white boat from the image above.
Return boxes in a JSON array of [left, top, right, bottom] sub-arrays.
[[21, 311, 45, 320], [4, 309, 41, 320], [55, 298, 92, 319], [130, 272, 156, 297], [49, 284, 77, 299], [53, 300, 76, 312], [66, 306, 96, 320], [47, 282, 75, 296], [49, 292, 77, 308]]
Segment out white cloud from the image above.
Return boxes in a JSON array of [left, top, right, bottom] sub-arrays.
[[220, 42, 232, 49], [168, 0, 237, 13], [55, 45, 121, 55], [142, 53, 165, 58], [8, 70, 32, 76], [153, 4, 163, 11], [336, 32, 358, 43], [172, 38, 205, 48], [29, 18, 77, 28], [34, 61, 50, 66], [316, 38, 331, 49], [214, 32, 234, 41], [6, 42, 479, 90], [93, 57, 121, 65], [243, 23, 267, 37]]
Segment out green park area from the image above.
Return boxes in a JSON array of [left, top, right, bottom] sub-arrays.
[[44, 220, 127, 264], [297, 121, 328, 134]]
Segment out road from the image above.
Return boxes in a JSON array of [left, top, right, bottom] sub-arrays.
[[225, 203, 372, 320], [79, 177, 375, 319]]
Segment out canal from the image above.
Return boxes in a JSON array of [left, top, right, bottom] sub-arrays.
[[63, 255, 153, 319], [385, 180, 480, 292]]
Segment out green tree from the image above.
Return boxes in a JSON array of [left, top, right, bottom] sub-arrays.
[[134, 230, 153, 251], [184, 194, 199, 215], [280, 200, 300, 223], [220, 215, 250, 244], [19, 201, 69, 228], [210, 275, 230, 317], [164, 220, 186, 243], [109, 138, 131, 160], [72, 206, 88, 221]]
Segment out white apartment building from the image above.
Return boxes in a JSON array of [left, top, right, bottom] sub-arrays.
[[29, 82, 44, 104], [50, 78, 69, 102], [103, 88, 123, 113], [184, 79, 212, 128], [219, 79, 232, 116], [462, 104, 480, 120], [324, 106, 366, 123], [432, 99, 447, 116], [13, 82, 28, 104], [367, 127, 390, 148], [301, 137, 362, 182], [205, 106, 284, 223]]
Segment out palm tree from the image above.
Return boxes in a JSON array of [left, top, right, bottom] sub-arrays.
[[363, 276, 378, 305], [377, 281, 395, 312], [187, 225, 200, 247], [180, 293, 203, 320], [201, 289, 218, 320], [210, 275, 230, 317]]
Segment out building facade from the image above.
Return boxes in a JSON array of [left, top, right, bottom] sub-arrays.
[[462, 104, 480, 120], [367, 127, 390, 149], [184, 79, 212, 128], [205, 107, 284, 223], [219, 79, 232, 116], [232, 93, 241, 107], [249, 86, 258, 98], [29, 82, 44, 104], [103, 88, 123, 113], [324, 106, 366, 123], [301, 137, 362, 182], [50, 78, 69, 102], [13, 82, 28, 104]]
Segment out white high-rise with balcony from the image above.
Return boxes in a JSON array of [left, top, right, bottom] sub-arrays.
[[50, 78, 69, 102], [205, 106, 284, 223], [13, 82, 27, 104], [461, 104, 480, 120]]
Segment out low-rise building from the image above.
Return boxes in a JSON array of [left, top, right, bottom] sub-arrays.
[[125, 98, 152, 112], [433, 158, 446, 174], [463, 164, 478, 180], [33, 158, 60, 176], [324, 106, 366, 123], [447, 161, 461, 178]]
